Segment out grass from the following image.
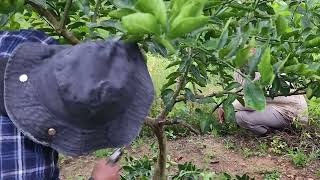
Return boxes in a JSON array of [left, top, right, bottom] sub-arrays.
[[316, 169, 320, 179], [94, 149, 114, 158], [263, 170, 281, 180], [288, 149, 310, 168]]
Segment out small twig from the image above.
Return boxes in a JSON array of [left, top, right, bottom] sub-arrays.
[[211, 99, 226, 114], [27, 0, 80, 44], [60, 0, 73, 31], [159, 118, 200, 135], [210, 89, 242, 114], [60, 0, 72, 26]]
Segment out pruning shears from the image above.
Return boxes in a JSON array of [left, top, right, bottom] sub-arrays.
[[106, 147, 124, 165]]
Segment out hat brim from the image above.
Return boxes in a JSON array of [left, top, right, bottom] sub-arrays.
[[4, 42, 154, 156]]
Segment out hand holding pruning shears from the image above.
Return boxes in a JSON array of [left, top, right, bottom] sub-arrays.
[[91, 148, 124, 180]]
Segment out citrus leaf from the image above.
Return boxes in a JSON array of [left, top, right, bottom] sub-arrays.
[[276, 15, 288, 36], [122, 13, 160, 35], [169, 0, 188, 23], [225, 82, 241, 91], [217, 18, 231, 49], [171, 0, 207, 24], [161, 89, 174, 111], [248, 47, 263, 76], [190, 65, 207, 87], [234, 47, 251, 68], [244, 81, 266, 111], [184, 88, 196, 101], [305, 36, 320, 48], [223, 95, 237, 122], [109, 9, 135, 19], [168, 16, 209, 39], [135, 0, 167, 28], [258, 47, 275, 85]]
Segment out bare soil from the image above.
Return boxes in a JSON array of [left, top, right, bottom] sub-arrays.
[[59, 135, 319, 180]]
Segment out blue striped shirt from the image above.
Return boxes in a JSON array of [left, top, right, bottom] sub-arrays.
[[0, 29, 60, 180]]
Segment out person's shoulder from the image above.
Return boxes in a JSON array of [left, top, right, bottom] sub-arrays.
[[0, 29, 57, 45]]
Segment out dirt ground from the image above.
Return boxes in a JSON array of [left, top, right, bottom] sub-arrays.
[[59, 135, 319, 180]]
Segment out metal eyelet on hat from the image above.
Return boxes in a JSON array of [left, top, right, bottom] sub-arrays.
[[19, 74, 28, 82], [48, 128, 56, 136]]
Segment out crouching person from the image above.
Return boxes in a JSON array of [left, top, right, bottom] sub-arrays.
[[218, 72, 308, 135]]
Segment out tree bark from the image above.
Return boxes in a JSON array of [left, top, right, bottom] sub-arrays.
[[152, 123, 167, 180]]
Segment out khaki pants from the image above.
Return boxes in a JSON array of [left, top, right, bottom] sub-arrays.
[[235, 107, 289, 135]]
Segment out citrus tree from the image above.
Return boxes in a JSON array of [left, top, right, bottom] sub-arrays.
[[1, 0, 320, 179]]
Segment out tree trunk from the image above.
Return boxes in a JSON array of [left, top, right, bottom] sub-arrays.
[[153, 123, 167, 180]]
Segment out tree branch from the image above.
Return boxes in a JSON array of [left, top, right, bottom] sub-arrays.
[[27, 0, 80, 44], [159, 118, 200, 135], [176, 88, 243, 103], [157, 53, 192, 121], [144, 117, 156, 128], [60, 0, 73, 30]]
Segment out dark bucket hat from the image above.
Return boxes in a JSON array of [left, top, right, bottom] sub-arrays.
[[4, 40, 154, 156]]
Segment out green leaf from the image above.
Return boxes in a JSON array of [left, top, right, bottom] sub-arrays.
[[190, 65, 207, 87], [258, 47, 275, 85], [166, 60, 181, 69], [154, 37, 176, 54], [203, 39, 218, 50], [223, 95, 237, 122], [225, 82, 241, 91], [166, 72, 181, 80], [236, 96, 245, 107], [90, 20, 124, 32], [135, 0, 167, 28], [122, 13, 160, 35], [109, 9, 135, 19], [274, 53, 290, 73], [234, 47, 251, 68], [169, 0, 187, 23], [184, 88, 196, 101], [275, 15, 288, 36], [279, 79, 290, 96], [168, 16, 209, 39], [305, 36, 320, 48], [161, 89, 174, 111], [161, 79, 176, 91], [269, 76, 280, 98], [0, 0, 25, 14], [217, 18, 231, 49], [284, 64, 305, 73], [244, 81, 266, 111], [218, 47, 231, 59], [171, 0, 207, 23], [248, 47, 262, 76]]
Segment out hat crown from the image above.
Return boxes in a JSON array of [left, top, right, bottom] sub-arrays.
[[54, 41, 133, 119]]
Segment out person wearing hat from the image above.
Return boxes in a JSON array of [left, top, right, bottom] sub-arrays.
[[0, 29, 154, 179]]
